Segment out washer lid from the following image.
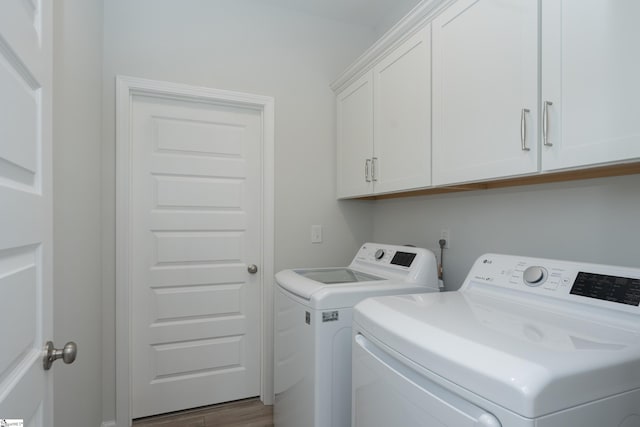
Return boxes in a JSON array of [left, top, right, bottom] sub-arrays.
[[294, 268, 384, 284], [275, 268, 434, 309], [275, 268, 385, 302], [353, 291, 640, 418]]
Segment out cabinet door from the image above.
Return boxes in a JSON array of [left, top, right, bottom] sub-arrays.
[[432, 0, 539, 186], [373, 26, 432, 194], [337, 71, 374, 198], [541, 0, 640, 171]]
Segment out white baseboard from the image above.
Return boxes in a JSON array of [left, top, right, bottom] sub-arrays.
[[101, 421, 116, 427]]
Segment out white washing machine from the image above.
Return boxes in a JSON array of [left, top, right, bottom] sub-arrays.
[[352, 253, 640, 427], [274, 243, 439, 427]]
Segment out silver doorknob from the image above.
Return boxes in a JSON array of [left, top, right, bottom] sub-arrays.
[[43, 341, 77, 370], [247, 264, 258, 274]]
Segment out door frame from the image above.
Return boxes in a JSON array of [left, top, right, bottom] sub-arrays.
[[115, 75, 275, 427]]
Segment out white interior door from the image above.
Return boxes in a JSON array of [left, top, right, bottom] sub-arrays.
[[130, 94, 262, 419], [0, 1, 53, 425]]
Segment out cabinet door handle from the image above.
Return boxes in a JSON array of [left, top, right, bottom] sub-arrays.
[[543, 101, 553, 146], [372, 157, 378, 182], [521, 108, 531, 151], [365, 159, 372, 182]]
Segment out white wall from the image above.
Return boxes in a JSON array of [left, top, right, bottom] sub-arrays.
[[372, 0, 423, 37], [53, 0, 104, 426], [372, 174, 640, 290], [101, 0, 377, 420]]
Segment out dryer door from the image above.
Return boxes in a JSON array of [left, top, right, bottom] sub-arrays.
[[352, 333, 503, 427]]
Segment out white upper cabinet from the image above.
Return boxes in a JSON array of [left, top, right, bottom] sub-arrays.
[[541, 0, 640, 171], [373, 26, 432, 194], [336, 26, 432, 198], [336, 0, 640, 199], [337, 71, 374, 198], [432, 0, 539, 186]]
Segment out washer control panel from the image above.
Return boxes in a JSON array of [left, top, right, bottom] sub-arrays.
[[349, 243, 438, 288], [463, 253, 640, 313], [355, 244, 419, 268]]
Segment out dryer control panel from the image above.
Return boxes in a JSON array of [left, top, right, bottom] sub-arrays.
[[569, 271, 640, 306], [462, 254, 640, 315]]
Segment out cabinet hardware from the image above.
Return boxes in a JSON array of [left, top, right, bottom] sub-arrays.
[[365, 159, 372, 182], [521, 108, 531, 151], [372, 157, 378, 182], [543, 101, 553, 146]]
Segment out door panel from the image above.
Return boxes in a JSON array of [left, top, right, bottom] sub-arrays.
[[131, 96, 261, 418], [541, 0, 640, 170], [0, 0, 52, 425], [153, 231, 243, 264], [154, 176, 243, 208], [374, 25, 432, 194], [336, 72, 374, 198], [432, 0, 539, 185], [154, 117, 245, 156], [0, 251, 37, 371], [151, 283, 243, 320]]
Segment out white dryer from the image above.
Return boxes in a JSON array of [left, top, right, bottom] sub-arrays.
[[274, 243, 439, 427], [352, 253, 640, 427]]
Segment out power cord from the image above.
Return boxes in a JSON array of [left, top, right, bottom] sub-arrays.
[[438, 239, 446, 289]]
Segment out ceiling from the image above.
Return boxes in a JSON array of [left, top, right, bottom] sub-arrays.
[[259, 0, 423, 33]]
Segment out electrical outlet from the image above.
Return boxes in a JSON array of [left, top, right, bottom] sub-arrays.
[[440, 229, 450, 249], [311, 225, 323, 243]]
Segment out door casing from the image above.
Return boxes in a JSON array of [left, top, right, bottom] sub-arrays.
[[115, 75, 275, 427]]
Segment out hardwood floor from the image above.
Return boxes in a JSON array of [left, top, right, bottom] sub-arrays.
[[132, 398, 273, 427]]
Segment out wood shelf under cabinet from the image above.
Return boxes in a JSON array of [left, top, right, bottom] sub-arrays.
[[353, 162, 640, 201]]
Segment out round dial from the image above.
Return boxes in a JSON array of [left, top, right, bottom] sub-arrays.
[[523, 266, 547, 286], [374, 249, 385, 260]]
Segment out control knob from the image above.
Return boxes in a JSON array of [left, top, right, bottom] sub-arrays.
[[523, 266, 547, 287], [374, 249, 385, 260]]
